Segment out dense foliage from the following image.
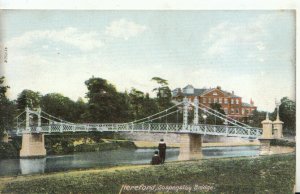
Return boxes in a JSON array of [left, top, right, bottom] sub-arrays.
[[0, 77, 17, 138], [204, 103, 226, 125], [276, 97, 296, 135], [0, 142, 19, 159]]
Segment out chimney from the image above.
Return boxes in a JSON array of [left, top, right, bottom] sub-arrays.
[[250, 98, 254, 105], [232, 91, 234, 95]]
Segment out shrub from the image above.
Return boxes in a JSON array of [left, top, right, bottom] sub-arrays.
[[270, 139, 295, 147], [0, 142, 19, 159]]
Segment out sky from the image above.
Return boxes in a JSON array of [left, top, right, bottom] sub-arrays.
[[0, 10, 296, 112]]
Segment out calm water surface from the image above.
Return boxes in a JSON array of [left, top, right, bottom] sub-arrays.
[[0, 146, 259, 176]]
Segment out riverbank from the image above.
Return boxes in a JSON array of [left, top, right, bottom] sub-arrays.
[[133, 140, 260, 148], [0, 154, 295, 193], [133, 139, 295, 155], [0, 136, 136, 159]]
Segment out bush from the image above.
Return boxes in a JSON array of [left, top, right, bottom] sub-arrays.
[[45, 137, 75, 155], [270, 139, 295, 147], [113, 140, 137, 149], [74, 141, 136, 153], [0, 142, 19, 159], [74, 142, 119, 152]]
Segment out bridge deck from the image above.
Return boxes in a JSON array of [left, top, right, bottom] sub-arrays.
[[13, 123, 262, 139]]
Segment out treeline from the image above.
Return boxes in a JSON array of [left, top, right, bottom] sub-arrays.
[[0, 76, 174, 137], [0, 76, 296, 138]]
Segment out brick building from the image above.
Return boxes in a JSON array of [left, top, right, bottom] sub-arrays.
[[172, 85, 257, 121]]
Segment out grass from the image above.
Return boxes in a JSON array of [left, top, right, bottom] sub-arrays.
[[0, 154, 295, 194]]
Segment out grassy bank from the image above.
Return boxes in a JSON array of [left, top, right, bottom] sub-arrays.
[[0, 154, 295, 194]]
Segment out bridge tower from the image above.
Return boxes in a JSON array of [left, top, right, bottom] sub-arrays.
[[273, 101, 284, 139], [182, 97, 189, 131], [193, 97, 199, 125], [259, 113, 273, 155], [20, 107, 46, 158], [178, 97, 202, 160]]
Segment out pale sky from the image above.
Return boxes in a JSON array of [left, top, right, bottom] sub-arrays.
[[0, 10, 296, 112]]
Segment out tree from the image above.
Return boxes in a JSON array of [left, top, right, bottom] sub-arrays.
[[16, 89, 41, 111], [275, 97, 295, 135], [141, 93, 159, 120], [83, 77, 130, 122], [129, 88, 145, 120], [205, 103, 226, 125], [128, 89, 160, 121], [151, 77, 173, 110], [0, 77, 16, 137], [40, 93, 86, 123], [248, 110, 267, 128]]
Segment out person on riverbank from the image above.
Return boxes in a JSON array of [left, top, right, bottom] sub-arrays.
[[150, 151, 161, 165], [158, 139, 167, 164]]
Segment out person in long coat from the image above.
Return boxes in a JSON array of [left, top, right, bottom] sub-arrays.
[[158, 139, 167, 164], [150, 151, 161, 165]]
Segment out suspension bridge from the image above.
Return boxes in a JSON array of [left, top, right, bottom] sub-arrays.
[[14, 97, 262, 138], [10, 97, 279, 159]]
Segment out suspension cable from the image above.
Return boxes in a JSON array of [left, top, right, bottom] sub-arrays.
[[14, 111, 26, 120], [144, 110, 179, 123], [128, 102, 183, 124], [197, 102, 250, 127], [165, 110, 167, 123], [41, 111, 74, 124], [189, 102, 250, 129]]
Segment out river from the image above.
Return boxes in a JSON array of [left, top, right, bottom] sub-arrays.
[[0, 146, 259, 176]]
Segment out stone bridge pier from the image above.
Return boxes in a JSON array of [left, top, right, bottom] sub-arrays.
[[20, 107, 46, 158], [178, 97, 202, 160], [20, 133, 46, 158], [178, 133, 202, 160], [259, 113, 273, 155]]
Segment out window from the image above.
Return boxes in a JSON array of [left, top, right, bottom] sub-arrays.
[[203, 98, 206, 103], [231, 108, 234, 114], [236, 99, 239, 104], [214, 98, 217, 103], [213, 92, 217, 96], [219, 98, 222, 104], [224, 99, 228, 104], [242, 109, 245, 114], [231, 99, 234, 104], [224, 108, 228, 114], [236, 109, 239, 114], [208, 98, 211, 103], [246, 109, 249, 114]]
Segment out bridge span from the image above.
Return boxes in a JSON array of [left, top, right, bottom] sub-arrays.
[[10, 97, 282, 159]]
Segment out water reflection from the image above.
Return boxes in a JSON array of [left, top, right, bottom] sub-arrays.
[[0, 146, 259, 176], [20, 158, 46, 174]]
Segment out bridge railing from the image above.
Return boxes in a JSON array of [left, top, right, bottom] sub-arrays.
[[16, 123, 262, 138], [189, 124, 262, 138], [18, 123, 184, 133]]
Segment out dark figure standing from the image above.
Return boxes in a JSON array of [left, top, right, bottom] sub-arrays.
[[158, 139, 167, 164], [151, 151, 161, 165]]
